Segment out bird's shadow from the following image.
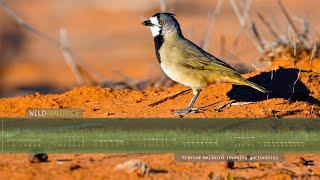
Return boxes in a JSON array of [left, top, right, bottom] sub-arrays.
[[227, 68, 320, 105]]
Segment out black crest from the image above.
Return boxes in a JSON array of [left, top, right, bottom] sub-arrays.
[[152, 12, 176, 19]]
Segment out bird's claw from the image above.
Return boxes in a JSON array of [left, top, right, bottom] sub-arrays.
[[175, 107, 201, 115]]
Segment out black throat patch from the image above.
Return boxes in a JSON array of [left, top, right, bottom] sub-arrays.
[[153, 33, 164, 63]]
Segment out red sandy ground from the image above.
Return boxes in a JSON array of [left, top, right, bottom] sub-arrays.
[[1, 0, 320, 179], [1, 70, 320, 118], [1, 69, 320, 179]]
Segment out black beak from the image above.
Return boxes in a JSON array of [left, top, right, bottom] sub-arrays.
[[141, 20, 153, 26]]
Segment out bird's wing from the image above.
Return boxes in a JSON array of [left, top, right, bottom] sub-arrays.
[[180, 39, 239, 74]]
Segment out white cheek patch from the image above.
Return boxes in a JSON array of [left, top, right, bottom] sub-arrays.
[[149, 16, 161, 37], [150, 26, 161, 37]]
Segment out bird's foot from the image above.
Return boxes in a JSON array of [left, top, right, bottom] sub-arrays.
[[175, 107, 202, 115]]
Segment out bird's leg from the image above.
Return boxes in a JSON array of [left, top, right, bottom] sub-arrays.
[[176, 89, 202, 115]]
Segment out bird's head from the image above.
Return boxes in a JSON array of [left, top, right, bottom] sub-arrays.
[[142, 13, 182, 38]]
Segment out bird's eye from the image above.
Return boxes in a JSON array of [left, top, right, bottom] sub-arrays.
[[159, 20, 165, 25]]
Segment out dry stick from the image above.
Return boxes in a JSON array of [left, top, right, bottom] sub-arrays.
[[219, 35, 225, 58], [308, 41, 318, 72], [251, 64, 260, 71], [60, 29, 84, 85], [306, 41, 318, 82], [302, 16, 310, 40], [293, 16, 310, 41], [249, 22, 266, 52], [0, 1, 99, 86], [239, 0, 252, 20], [267, 68, 275, 100], [288, 68, 301, 100], [148, 89, 191, 107], [277, 0, 304, 44], [232, 0, 252, 47], [199, 0, 224, 50], [214, 100, 236, 111], [229, 0, 264, 52], [228, 0, 245, 25], [257, 11, 283, 43], [160, 0, 166, 12], [292, 31, 297, 68]]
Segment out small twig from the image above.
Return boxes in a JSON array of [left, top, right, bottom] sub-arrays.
[[268, 69, 275, 100], [288, 68, 301, 100], [277, 0, 303, 44], [214, 100, 236, 111], [148, 89, 191, 107], [199, 0, 224, 50], [293, 16, 310, 41], [308, 41, 318, 71], [239, 0, 252, 21], [249, 22, 265, 52], [306, 40, 318, 82], [219, 35, 226, 58], [229, 0, 265, 53], [251, 64, 261, 71], [60, 29, 84, 85], [229, 0, 245, 25], [232, 0, 252, 46], [160, 0, 167, 12], [292, 30, 297, 68], [230, 101, 256, 106], [257, 11, 283, 43], [302, 16, 310, 40]]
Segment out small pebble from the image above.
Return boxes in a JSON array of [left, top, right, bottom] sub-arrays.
[[69, 164, 81, 171], [104, 112, 114, 116], [222, 160, 234, 169], [28, 153, 48, 163]]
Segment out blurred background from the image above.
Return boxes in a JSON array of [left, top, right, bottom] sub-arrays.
[[0, 0, 319, 97]]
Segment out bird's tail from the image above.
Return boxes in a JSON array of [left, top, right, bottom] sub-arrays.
[[243, 79, 269, 94], [229, 76, 269, 94]]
